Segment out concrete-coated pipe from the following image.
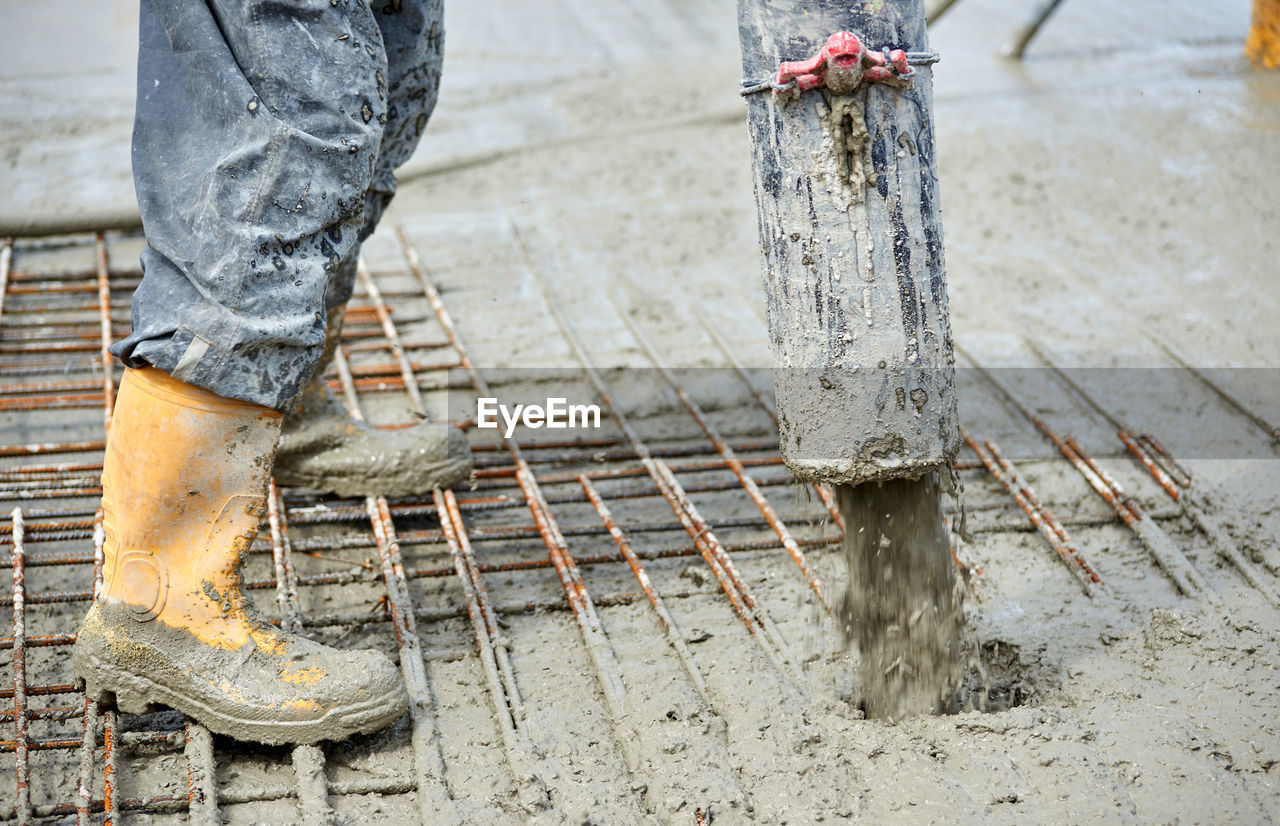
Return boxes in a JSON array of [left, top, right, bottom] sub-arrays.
[[738, 0, 958, 486]]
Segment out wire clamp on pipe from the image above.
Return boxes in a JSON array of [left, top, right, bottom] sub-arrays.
[[740, 31, 938, 98]]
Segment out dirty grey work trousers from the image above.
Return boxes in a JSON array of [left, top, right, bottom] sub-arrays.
[[111, 0, 443, 410]]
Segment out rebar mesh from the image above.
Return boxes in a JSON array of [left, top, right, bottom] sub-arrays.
[[0, 227, 1259, 824]]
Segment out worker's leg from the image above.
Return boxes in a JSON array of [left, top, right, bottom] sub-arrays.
[[112, 0, 390, 411], [77, 0, 413, 744], [274, 0, 472, 497], [324, 0, 445, 312]]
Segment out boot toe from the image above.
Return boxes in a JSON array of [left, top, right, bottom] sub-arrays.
[[416, 423, 473, 486], [227, 638, 409, 743], [271, 635, 408, 715], [331, 646, 407, 714], [351, 422, 472, 496], [275, 421, 472, 497]]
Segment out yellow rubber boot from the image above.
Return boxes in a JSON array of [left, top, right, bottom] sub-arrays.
[[274, 306, 473, 497], [73, 367, 408, 745], [1247, 0, 1280, 69]]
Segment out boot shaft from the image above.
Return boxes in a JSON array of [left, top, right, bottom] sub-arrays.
[[78, 367, 411, 744], [100, 368, 281, 641]]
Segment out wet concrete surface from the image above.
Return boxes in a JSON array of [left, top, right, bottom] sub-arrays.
[[4, 0, 1280, 822]]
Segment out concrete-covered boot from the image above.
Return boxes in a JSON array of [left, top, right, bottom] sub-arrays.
[[273, 306, 472, 497], [72, 367, 408, 745]]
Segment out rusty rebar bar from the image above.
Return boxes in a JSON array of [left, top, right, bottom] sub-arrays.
[[1120, 431, 1278, 595], [267, 482, 337, 826], [434, 489, 547, 803], [517, 460, 639, 769], [0, 341, 109, 355], [0, 395, 105, 412], [957, 344, 1204, 597], [0, 441, 105, 460], [88, 257, 120, 826], [75, 511, 107, 826], [0, 326, 125, 345], [651, 458, 798, 679], [436, 491, 526, 726], [0, 683, 79, 699], [10, 507, 31, 826], [985, 440, 1083, 552], [74, 698, 100, 825], [0, 771, 454, 819], [344, 337, 454, 354], [1059, 434, 1204, 596], [0, 460, 104, 478], [0, 358, 99, 379], [1134, 434, 1192, 489], [0, 705, 80, 723], [367, 492, 460, 823], [102, 709, 119, 826], [1116, 430, 1181, 500], [355, 260, 427, 415], [331, 339, 458, 824], [94, 235, 115, 429], [184, 724, 219, 826], [959, 428, 1101, 594], [0, 633, 78, 650], [0, 795, 187, 822], [268, 482, 303, 636], [579, 476, 711, 702], [434, 489, 517, 732]]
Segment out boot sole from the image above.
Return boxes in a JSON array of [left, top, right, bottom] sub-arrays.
[[76, 651, 407, 746]]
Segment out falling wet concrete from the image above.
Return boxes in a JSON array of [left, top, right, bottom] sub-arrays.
[[836, 473, 964, 720]]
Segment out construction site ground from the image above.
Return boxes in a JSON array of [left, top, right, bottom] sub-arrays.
[[3, 0, 1279, 823]]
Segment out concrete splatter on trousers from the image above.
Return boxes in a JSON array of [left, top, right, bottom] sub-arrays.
[[112, 0, 444, 410]]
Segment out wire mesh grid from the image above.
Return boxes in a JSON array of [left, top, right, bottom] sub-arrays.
[[0, 228, 864, 823], [2, 224, 1271, 824]]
